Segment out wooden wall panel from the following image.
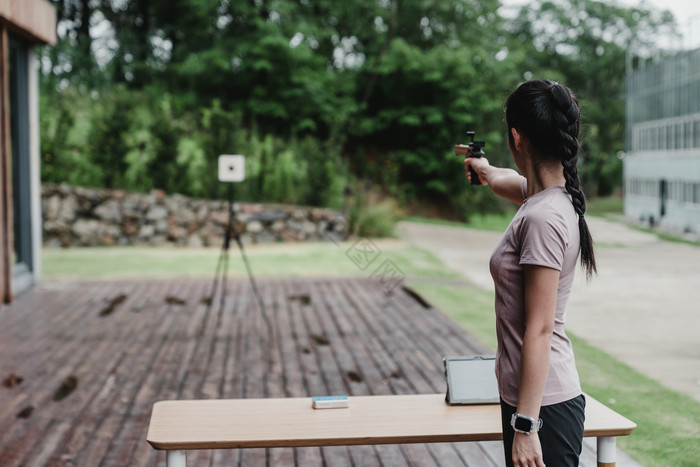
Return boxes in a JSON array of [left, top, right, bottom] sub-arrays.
[[0, 0, 57, 45], [0, 25, 12, 303]]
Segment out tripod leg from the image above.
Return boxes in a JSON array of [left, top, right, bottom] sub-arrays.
[[220, 243, 229, 307], [235, 233, 265, 313], [207, 246, 226, 307], [208, 208, 233, 309], [224, 186, 265, 313]]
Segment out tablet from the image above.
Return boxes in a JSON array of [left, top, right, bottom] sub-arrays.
[[444, 355, 500, 405]]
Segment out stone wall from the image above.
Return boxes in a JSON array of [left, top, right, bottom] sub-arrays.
[[41, 184, 347, 248]]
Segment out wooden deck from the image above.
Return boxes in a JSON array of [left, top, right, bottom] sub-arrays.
[[0, 277, 618, 466]]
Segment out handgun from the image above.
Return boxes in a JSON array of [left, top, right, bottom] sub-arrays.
[[455, 131, 485, 185]]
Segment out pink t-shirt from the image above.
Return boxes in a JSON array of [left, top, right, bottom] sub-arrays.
[[489, 182, 582, 407]]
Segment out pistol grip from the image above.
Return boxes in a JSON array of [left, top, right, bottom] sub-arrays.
[[468, 165, 481, 185]]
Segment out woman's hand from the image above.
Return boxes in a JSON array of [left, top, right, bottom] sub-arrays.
[[464, 156, 490, 185], [512, 432, 545, 467]]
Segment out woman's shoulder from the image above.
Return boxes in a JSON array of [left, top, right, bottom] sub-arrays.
[[519, 188, 575, 234], [524, 186, 574, 217]]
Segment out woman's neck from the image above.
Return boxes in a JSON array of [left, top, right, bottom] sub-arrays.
[[524, 161, 565, 198]]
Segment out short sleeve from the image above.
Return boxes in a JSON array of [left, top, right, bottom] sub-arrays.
[[519, 208, 569, 271]]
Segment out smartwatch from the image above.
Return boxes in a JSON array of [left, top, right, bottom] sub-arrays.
[[510, 413, 543, 435]]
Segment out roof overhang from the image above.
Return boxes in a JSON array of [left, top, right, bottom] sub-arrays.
[[0, 0, 57, 45]]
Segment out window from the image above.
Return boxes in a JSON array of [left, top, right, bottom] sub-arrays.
[[9, 37, 35, 289]]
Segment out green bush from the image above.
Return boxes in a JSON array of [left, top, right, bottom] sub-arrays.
[[40, 88, 352, 210], [348, 185, 404, 238], [40, 87, 102, 187], [88, 87, 137, 188]]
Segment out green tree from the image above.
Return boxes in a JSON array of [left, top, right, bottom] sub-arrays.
[[506, 0, 677, 196], [345, 0, 517, 216], [39, 0, 683, 217], [44, 0, 102, 89]]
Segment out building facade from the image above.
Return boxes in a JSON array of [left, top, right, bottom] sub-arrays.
[[0, 1, 56, 303], [624, 49, 700, 237]]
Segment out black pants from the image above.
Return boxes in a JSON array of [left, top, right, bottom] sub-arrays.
[[500, 394, 586, 467]]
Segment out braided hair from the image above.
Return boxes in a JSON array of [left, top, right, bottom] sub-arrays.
[[504, 80, 597, 279]]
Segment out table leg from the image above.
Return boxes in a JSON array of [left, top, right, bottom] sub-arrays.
[[597, 436, 616, 467], [166, 450, 187, 467]]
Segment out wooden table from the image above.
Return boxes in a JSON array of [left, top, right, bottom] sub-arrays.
[[147, 393, 636, 467]]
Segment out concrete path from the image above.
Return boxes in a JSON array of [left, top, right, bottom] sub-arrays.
[[397, 217, 700, 403]]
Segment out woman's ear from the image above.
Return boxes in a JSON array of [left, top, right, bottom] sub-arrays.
[[510, 127, 524, 152]]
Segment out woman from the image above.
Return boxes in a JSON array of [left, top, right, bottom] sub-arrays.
[[465, 79, 596, 467]]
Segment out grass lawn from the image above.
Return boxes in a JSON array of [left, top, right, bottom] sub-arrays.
[[42, 237, 700, 466], [405, 210, 517, 232], [586, 196, 624, 217], [41, 239, 458, 282]]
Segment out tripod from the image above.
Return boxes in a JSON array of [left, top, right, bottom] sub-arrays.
[[207, 183, 265, 313]]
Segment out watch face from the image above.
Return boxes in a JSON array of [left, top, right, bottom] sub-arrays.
[[513, 415, 534, 432]]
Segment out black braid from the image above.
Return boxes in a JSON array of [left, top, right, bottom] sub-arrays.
[[548, 82, 597, 279], [505, 80, 597, 279]]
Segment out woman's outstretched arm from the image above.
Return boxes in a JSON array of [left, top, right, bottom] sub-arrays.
[[465, 157, 525, 205]]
